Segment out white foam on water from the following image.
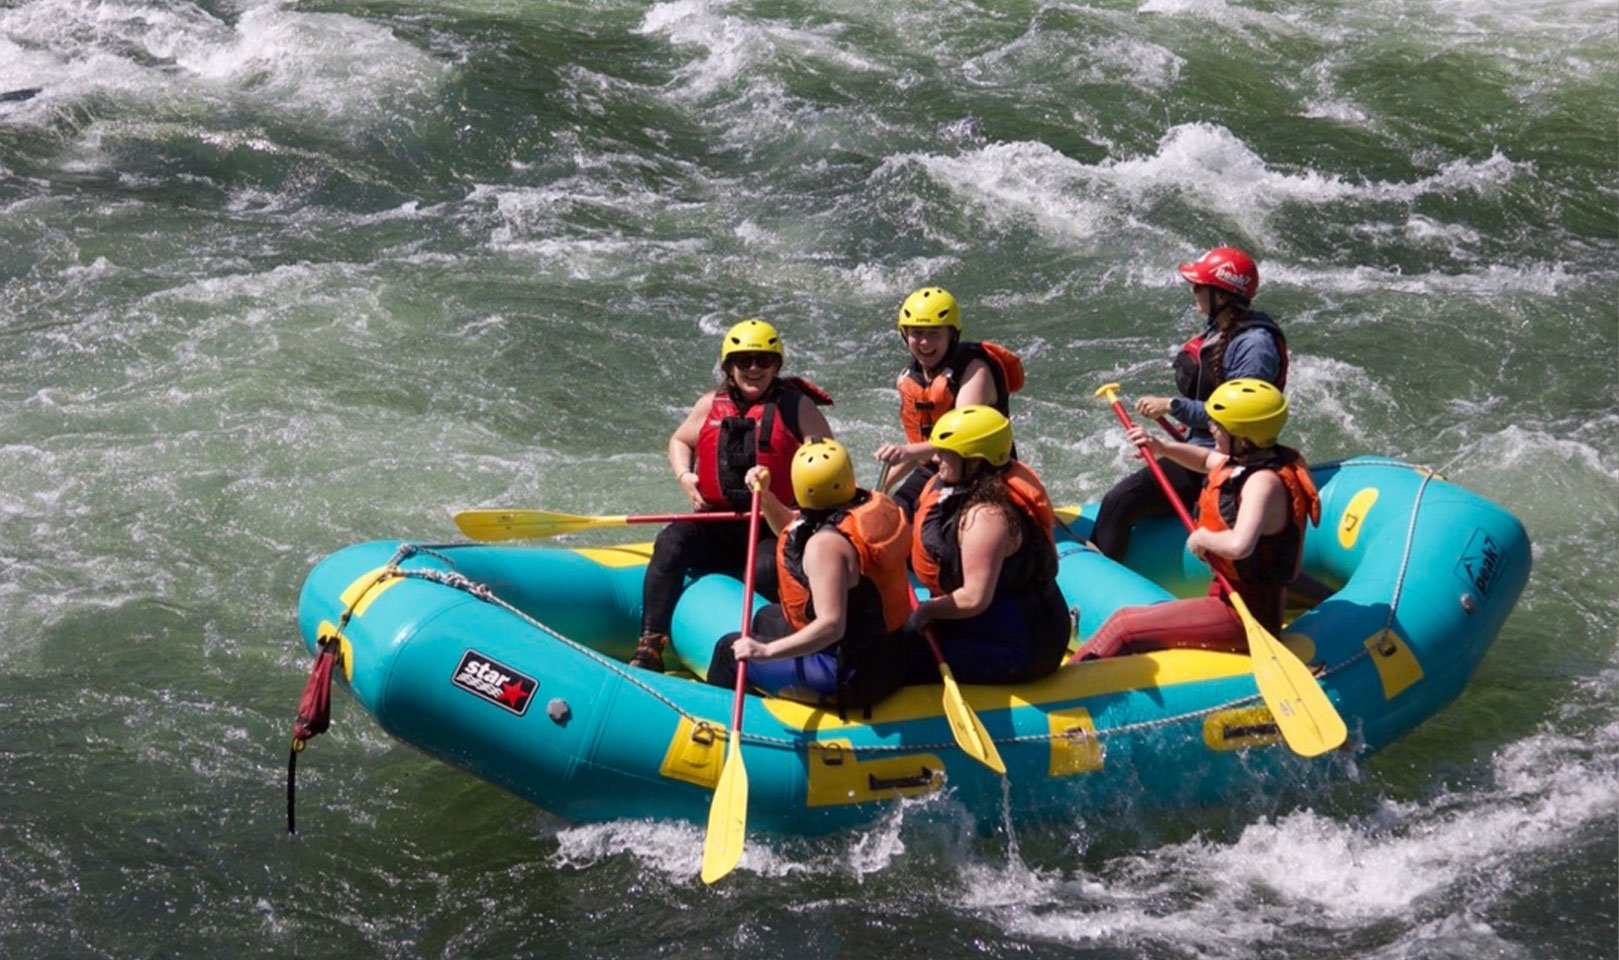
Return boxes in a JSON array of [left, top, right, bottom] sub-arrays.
[[1137, 0, 1298, 35], [546, 791, 986, 885], [1411, 0, 1616, 41], [1102, 125, 1532, 241], [878, 140, 1122, 243], [466, 180, 714, 277], [1264, 259, 1584, 302], [877, 122, 1543, 267], [0, 0, 446, 147], [548, 817, 841, 882], [637, 0, 877, 102], [836, 257, 963, 298], [962, 19, 1184, 92], [1282, 353, 1401, 447], [967, 696, 1619, 955]]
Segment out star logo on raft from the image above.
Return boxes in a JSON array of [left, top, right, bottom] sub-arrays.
[[451, 650, 538, 716]]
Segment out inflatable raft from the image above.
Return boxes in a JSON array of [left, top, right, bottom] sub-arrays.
[[295, 457, 1529, 833]]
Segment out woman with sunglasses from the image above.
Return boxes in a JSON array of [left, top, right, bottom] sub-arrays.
[[631, 319, 835, 672], [1091, 247, 1289, 562]]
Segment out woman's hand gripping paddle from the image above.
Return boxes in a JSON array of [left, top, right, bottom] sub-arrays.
[[700, 478, 766, 884], [454, 508, 745, 542], [907, 582, 1006, 775], [1094, 383, 1348, 758]]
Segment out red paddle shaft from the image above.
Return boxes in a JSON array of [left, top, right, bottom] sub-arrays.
[[1100, 389, 1236, 596], [728, 486, 764, 731]]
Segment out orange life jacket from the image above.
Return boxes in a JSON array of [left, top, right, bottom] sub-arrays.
[[1196, 446, 1321, 631], [776, 490, 912, 635], [910, 460, 1056, 596], [695, 376, 833, 510], [898, 341, 1024, 444]]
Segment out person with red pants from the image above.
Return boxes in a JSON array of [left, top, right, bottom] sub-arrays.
[[631, 319, 834, 672], [874, 287, 1023, 519], [1092, 247, 1288, 562], [1075, 379, 1321, 660], [704, 439, 912, 715], [904, 406, 1070, 685]]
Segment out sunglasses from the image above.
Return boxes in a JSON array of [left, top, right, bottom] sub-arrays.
[[729, 353, 780, 370]]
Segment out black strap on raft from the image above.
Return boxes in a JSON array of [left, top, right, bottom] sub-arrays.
[[286, 631, 342, 834]]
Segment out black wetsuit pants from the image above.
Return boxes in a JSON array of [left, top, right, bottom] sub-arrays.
[[1090, 460, 1202, 562], [640, 516, 778, 637]]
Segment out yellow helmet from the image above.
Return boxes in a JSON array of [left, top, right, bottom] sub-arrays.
[[897, 287, 960, 330], [929, 405, 1012, 467], [791, 437, 857, 510], [1204, 379, 1288, 446], [720, 318, 784, 362]]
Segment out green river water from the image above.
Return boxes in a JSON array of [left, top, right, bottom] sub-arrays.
[[0, 0, 1614, 956]]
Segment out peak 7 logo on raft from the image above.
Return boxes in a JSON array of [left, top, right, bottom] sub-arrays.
[[1453, 529, 1507, 601], [451, 650, 537, 715]]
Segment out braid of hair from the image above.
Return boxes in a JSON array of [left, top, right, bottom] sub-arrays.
[[1207, 296, 1252, 384]]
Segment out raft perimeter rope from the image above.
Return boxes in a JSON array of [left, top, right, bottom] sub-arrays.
[[1308, 456, 1459, 684], [338, 459, 1458, 765], [354, 544, 1285, 758]]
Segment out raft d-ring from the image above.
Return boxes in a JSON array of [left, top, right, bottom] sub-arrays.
[[818, 742, 846, 766], [690, 721, 717, 746]]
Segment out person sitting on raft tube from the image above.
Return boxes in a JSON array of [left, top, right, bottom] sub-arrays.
[[1075, 379, 1321, 660], [705, 439, 912, 713], [1092, 247, 1288, 562], [631, 319, 835, 673], [874, 287, 1024, 519], [903, 406, 1070, 685]]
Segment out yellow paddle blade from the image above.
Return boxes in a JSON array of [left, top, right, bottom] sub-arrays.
[[700, 735, 748, 884], [938, 664, 1006, 775], [1230, 593, 1349, 757], [453, 509, 628, 541]]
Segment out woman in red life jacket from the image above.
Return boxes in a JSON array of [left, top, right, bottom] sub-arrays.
[[904, 406, 1070, 685], [1074, 379, 1320, 660], [1092, 247, 1288, 562], [874, 287, 1024, 519], [704, 439, 912, 713], [630, 319, 835, 673]]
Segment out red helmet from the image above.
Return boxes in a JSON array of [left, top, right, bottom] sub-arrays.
[[1178, 247, 1259, 299]]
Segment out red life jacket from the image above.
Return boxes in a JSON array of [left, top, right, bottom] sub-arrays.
[[1195, 446, 1321, 632], [1172, 311, 1289, 402], [776, 490, 912, 636], [898, 340, 1024, 444], [910, 460, 1056, 596], [695, 377, 832, 510]]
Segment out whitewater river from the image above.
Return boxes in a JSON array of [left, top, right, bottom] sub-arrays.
[[1, 0, 1614, 956]]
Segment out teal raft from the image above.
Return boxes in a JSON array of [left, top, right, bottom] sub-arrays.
[[295, 457, 1528, 834]]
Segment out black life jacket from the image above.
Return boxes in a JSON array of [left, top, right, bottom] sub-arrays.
[[1172, 311, 1289, 402]]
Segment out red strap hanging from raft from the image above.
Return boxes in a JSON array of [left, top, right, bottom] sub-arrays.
[[286, 633, 341, 834]]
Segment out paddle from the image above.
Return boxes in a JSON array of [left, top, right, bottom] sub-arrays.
[[700, 479, 765, 884], [907, 582, 1007, 775], [1094, 382, 1347, 758], [454, 508, 745, 542], [1154, 415, 1187, 441]]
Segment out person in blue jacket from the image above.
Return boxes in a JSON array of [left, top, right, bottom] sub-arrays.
[[1091, 247, 1289, 562]]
